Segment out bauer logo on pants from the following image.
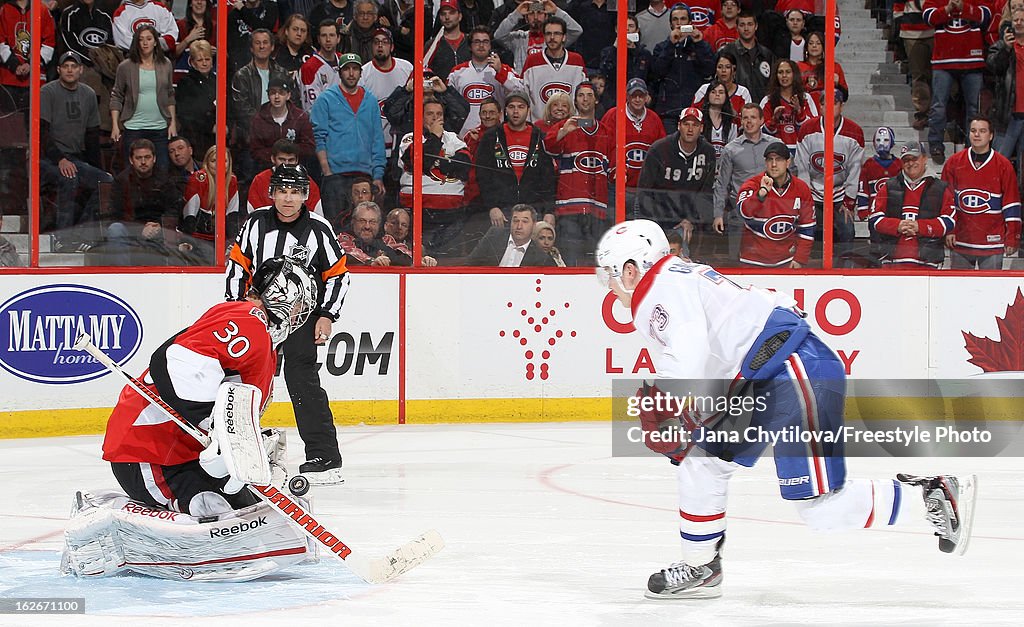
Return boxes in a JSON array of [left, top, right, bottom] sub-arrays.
[[0, 284, 143, 384]]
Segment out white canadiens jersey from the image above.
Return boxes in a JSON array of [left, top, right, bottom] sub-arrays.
[[112, 1, 178, 50], [521, 51, 587, 122], [447, 60, 525, 137], [299, 53, 340, 113], [359, 58, 413, 155], [630, 256, 797, 380]]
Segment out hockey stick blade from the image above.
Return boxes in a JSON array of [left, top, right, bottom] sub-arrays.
[[250, 484, 444, 584]]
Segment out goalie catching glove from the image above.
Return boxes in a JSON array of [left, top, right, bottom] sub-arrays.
[[635, 382, 700, 463]]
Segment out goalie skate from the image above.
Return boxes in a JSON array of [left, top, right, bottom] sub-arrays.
[[897, 473, 977, 556]]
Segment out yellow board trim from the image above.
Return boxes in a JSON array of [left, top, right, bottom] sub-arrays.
[[0, 397, 1019, 439]]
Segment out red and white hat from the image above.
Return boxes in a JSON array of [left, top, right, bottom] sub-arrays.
[[679, 106, 703, 123]]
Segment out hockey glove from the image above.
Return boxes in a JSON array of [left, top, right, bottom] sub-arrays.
[[635, 383, 696, 463]]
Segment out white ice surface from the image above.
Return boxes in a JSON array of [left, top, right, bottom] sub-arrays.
[[1, 423, 1022, 627]]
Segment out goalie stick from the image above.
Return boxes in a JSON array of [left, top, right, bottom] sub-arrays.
[[73, 334, 445, 584]]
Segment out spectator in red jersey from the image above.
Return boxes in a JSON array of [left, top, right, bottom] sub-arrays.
[[941, 115, 1021, 269], [179, 146, 240, 264], [797, 31, 847, 104], [703, 0, 740, 51], [922, 0, 991, 165], [543, 80, 614, 266], [857, 126, 903, 266], [869, 142, 956, 269], [247, 139, 325, 217], [686, 0, 720, 30], [735, 140, 815, 268], [760, 58, 817, 154], [600, 78, 666, 213]]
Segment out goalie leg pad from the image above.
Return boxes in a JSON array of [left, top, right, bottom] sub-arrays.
[[63, 490, 310, 582]]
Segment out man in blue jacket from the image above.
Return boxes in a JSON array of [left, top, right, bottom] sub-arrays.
[[311, 52, 387, 226], [649, 4, 715, 132]]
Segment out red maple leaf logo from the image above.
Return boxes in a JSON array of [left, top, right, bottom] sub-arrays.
[[962, 288, 1024, 372]]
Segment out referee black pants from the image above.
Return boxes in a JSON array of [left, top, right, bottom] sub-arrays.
[[282, 313, 342, 462]]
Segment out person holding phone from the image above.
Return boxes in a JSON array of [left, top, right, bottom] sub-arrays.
[[649, 4, 715, 132], [542, 81, 614, 265]]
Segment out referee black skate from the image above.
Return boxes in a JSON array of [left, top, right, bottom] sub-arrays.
[[226, 164, 350, 484]]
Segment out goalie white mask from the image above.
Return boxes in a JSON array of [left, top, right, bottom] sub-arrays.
[[595, 219, 670, 290], [250, 256, 318, 345]]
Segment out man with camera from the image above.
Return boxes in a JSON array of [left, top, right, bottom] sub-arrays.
[[649, 4, 715, 132]]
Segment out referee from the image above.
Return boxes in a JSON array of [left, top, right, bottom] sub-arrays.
[[226, 164, 350, 485]]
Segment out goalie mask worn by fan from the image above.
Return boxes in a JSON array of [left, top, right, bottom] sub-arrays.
[[250, 256, 318, 345], [595, 219, 671, 289], [873, 127, 896, 159]]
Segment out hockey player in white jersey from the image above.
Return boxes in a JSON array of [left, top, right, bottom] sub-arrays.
[[595, 220, 977, 600]]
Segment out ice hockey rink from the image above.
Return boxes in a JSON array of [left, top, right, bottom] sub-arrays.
[[1, 423, 1022, 626]]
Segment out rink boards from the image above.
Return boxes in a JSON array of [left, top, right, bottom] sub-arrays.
[[0, 272, 1022, 437]]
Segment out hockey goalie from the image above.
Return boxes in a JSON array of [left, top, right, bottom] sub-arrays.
[[62, 257, 321, 582]]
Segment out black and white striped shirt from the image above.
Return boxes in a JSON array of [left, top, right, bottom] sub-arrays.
[[225, 207, 350, 321]]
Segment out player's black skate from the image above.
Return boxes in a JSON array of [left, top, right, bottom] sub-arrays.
[[299, 456, 345, 486], [645, 553, 723, 600], [897, 473, 977, 555]]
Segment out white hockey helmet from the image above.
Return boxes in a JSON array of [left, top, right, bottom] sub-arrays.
[[250, 256, 319, 345], [595, 219, 670, 288]]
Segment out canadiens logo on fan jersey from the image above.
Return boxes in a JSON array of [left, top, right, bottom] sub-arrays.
[[573, 151, 606, 174], [763, 214, 796, 240], [131, 17, 157, 34], [957, 189, 995, 214], [810, 152, 847, 174], [688, 8, 714, 28], [462, 83, 495, 104], [541, 83, 572, 102], [625, 143, 649, 169], [508, 144, 529, 168]]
